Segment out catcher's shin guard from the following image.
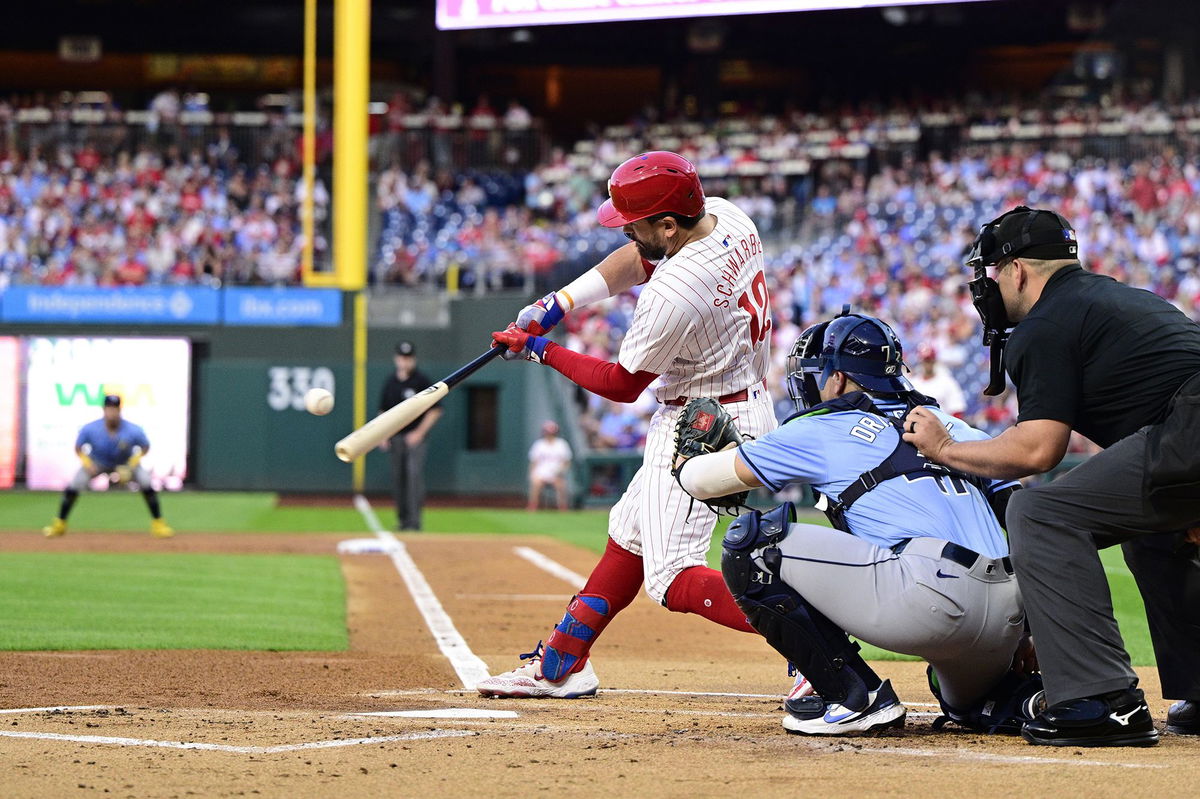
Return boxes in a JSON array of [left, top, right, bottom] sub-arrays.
[[541, 594, 611, 681], [722, 504, 880, 708]]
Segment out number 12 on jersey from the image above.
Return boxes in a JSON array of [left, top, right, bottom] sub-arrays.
[[737, 271, 772, 345]]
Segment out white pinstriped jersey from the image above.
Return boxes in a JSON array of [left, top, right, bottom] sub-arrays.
[[618, 197, 772, 402]]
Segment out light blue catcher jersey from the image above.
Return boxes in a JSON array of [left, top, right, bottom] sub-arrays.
[[738, 398, 1016, 558], [76, 419, 150, 470]]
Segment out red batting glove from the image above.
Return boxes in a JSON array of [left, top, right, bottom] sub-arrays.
[[492, 322, 530, 354], [491, 323, 549, 363]]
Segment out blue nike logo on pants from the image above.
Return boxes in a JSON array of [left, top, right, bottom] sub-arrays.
[[935, 569, 959, 579]]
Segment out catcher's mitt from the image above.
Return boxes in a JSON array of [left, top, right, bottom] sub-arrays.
[[671, 397, 749, 513]]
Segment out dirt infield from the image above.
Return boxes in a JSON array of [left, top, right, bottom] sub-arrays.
[[1, 531, 1196, 798]]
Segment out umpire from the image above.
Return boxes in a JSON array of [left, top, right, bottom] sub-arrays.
[[904, 206, 1200, 747], [378, 341, 442, 531]]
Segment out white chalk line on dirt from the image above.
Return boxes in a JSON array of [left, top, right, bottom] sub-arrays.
[[845, 743, 1164, 770], [0, 728, 473, 753], [513, 546, 587, 589], [352, 494, 387, 534], [447, 685, 942, 707], [0, 705, 113, 714], [351, 495, 491, 690], [352, 708, 519, 719], [366, 695, 941, 721], [616, 707, 942, 720]]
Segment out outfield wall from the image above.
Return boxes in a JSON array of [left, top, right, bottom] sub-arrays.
[[3, 291, 567, 496]]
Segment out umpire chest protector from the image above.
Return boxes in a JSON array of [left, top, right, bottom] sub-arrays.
[[788, 392, 985, 532]]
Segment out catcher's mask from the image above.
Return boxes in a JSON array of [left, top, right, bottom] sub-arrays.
[[966, 206, 1077, 395], [787, 307, 912, 410]]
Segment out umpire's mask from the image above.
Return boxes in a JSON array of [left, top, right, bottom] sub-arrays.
[[966, 206, 1078, 395]]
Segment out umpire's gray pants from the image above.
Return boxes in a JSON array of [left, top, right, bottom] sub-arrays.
[[764, 524, 1025, 709], [389, 436, 427, 530], [1006, 426, 1200, 706]]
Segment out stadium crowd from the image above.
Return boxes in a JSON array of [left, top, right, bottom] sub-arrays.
[[0, 137, 325, 288], [5, 93, 1200, 454], [548, 140, 1200, 452], [0, 89, 537, 290]]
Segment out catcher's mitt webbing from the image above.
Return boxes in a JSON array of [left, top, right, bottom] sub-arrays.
[[671, 397, 749, 513]]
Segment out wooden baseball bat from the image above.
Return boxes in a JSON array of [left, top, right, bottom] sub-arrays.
[[334, 345, 507, 462]]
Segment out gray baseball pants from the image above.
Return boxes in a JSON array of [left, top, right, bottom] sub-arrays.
[[389, 436, 427, 531], [764, 523, 1025, 709], [1006, 422, 1200, 706], [69, 464, 151, 491]]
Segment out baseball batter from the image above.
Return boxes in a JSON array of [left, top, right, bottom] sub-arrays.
[[479, 151, 777, 698], [676, 312, 1040, 735], [43, 394, 173, 539]]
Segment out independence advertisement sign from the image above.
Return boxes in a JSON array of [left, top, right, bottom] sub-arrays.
[[1, 286, 339, 326], [2, 286, 219, 324]]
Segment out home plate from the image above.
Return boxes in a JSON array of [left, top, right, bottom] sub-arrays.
[[338, 538, 395, 555], [352, 709, 519, 719]]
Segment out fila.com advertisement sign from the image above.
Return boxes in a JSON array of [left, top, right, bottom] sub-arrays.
[[436, 0, 989, 29], [24, 338, 191, 490]]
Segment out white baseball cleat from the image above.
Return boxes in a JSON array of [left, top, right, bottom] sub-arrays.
[[477, 647, 599, 699], [782, 679, 906, 735]]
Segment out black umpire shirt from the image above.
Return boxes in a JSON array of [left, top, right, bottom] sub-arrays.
[[379, 370, 437, 437], [1005, 263, 1200, 448]]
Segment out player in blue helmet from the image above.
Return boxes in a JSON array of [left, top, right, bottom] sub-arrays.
[[675, 309, 1038, 737], [788, 310, 914, 412]]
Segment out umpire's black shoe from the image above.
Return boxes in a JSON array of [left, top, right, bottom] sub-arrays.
[[1022, 688, 1158, 747], [1167, 700, 1200, 735]]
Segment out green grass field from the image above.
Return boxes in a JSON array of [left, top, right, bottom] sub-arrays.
[[0, 490, 368, 533], [0, 490, 1155, 664], [0, 551, 346, 650]]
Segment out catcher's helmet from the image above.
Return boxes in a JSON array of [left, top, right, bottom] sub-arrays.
[[596, 151, 706, 228], [787, 310, 912, 410]]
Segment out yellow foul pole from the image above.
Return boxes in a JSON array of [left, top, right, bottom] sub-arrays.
[[334, 0, 370, 490], [300, 0, 319, 284]]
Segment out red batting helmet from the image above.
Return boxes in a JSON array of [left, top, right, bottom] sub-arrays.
[[596, 151, 705, 228]]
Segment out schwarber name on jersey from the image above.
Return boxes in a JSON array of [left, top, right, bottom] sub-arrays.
[[618, 197, 772, 402]]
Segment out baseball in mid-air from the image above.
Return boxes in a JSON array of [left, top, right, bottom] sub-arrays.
[[304, 387, 335, 416]]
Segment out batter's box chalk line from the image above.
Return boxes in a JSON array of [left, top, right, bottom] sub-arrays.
[[0, 728, 475, 753], [351, 708, 519, 719]]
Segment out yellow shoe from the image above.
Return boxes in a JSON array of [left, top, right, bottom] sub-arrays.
[[42, 518, 67, 538], [150, 518, 174, 538]]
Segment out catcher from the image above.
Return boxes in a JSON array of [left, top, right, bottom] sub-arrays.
[[673, 311, 1041, 736], [43, 394, 173, 539]]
